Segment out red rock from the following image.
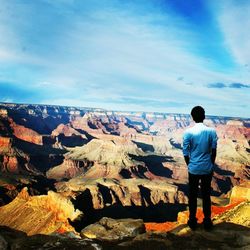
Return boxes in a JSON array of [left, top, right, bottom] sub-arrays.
[[52, 124, 86, 138], [1, 155, 19, 173], [9, 120, 43, 145], [0, 137, 11, 148], [177, 202, 242, 224], [2, 184, 16, 191], [46, 158, 88, 180], [145, 221, 177, 232]]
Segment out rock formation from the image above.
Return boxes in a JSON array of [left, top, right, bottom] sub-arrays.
[[0, 187, 81, 235], [81, 217, 145, 241], [46, 158, 90, 180], [10, 120, 43, 145], [230, 181, 250, 204]]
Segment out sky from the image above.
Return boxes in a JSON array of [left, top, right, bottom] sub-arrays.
[[0, 0, 250, 118]]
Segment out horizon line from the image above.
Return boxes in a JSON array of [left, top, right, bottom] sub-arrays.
[[0, 101, 249, 120]]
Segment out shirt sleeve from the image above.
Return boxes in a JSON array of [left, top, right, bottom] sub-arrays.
[[182, 131, 190, 156], [211, 129, 218, 149]]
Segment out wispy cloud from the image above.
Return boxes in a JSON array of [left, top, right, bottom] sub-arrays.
[[207, 83, 226, 88], [228, 83, 250, 89], [207, 82, 250, 89], [214, 0, 250, 67]]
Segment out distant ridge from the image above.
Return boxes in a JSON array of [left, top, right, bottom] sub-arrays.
[[1, 102, 249, 120]]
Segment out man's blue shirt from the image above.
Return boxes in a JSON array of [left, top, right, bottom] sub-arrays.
[[183, 123, 218, 175]]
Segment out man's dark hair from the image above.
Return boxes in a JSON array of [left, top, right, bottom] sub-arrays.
[[191, 106, 205, 122]]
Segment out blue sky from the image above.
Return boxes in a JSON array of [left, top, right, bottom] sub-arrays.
[[0, 0, 249, 117]]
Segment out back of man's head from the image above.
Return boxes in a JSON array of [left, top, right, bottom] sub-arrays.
[[191, 106, 205, 123]]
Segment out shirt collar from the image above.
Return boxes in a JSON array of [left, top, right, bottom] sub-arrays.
[[194, 122, 204, 126]]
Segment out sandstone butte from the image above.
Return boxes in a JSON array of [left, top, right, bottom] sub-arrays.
[[0, 187, 81, 236]]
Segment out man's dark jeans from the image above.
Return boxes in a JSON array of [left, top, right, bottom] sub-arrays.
[[188, 172, 213, 221]]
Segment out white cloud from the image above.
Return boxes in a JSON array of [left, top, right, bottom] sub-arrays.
[[0, 97, 14, 103], [215, 1, 250, 67]]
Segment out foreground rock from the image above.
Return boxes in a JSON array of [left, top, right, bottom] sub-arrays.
[[0, 202, 249, 249], [115, 222, 250, 250], [114, 202, 250, 249], [0, 211, 249, 250], [0, 226, 100, 250], [81, 217, 145, 241]]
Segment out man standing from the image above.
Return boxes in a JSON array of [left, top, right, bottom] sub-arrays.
[[183, 106, 217, 231]]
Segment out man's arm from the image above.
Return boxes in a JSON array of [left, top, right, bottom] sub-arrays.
[[211, 148, 216, 165], [211, 129, 218, 165], [183, 132, 190, 166], [184, 156, 190, 166]]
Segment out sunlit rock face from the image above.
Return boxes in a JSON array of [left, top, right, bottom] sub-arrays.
[[0, 187, 81, 236], [11, 120, 43, 145], [0, 137, 11, 150], [230, 181, 250, 204], [56, 178, 187, 210], [80, 217, 145, 241]]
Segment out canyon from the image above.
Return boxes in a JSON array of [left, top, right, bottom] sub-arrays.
[[0, 102, 249, 248]]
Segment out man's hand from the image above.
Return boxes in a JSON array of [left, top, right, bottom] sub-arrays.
[[184, 156, 190, 166]]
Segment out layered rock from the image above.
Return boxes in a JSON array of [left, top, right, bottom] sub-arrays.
[[70, 113, 106, 136], [67, 138, 145, 169], [51, 124, 88, 147], [0, 187, 81, 235], [212, 201, 250, 227], [46, 158, 90, 180], [52, 124, 85, 137], [10, 120, 43, 145], [149, 115, 191, 135], [57, 178, 187, 210], [230, 181, 250, 204]]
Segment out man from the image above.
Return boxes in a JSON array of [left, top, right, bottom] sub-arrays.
[[183, 106, 217, 231]]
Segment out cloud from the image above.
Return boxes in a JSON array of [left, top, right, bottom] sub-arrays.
[[0, 97, 14, 103], [214, 1, 250, 66], [228, 83, 250, 89], [207, 82, 250, 89], [207, 82, 226, 88]]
